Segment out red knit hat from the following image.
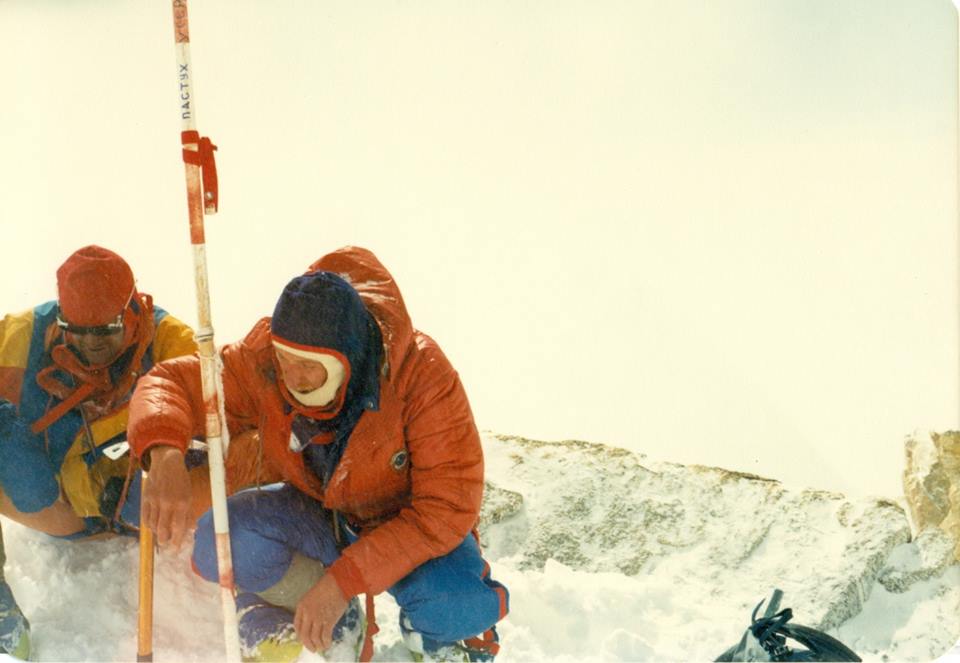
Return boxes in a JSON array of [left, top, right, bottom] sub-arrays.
[[56, 246, 135, 326]]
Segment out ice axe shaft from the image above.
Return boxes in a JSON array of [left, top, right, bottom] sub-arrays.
[[137, 472, 154, 663]]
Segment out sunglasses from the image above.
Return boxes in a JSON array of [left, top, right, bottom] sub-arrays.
[[55, 312, 125, 337]]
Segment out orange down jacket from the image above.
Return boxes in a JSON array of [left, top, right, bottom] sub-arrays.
[[127, 247, 484, 600]]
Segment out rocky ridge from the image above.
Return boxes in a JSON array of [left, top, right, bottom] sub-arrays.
[[477, 432, 960, 659]]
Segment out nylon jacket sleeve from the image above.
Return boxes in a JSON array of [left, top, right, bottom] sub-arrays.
[[128, 339, 260, 462], [328, 343, 484, 598], [0, 310, 34, 408], [151, 314, 198, 362]]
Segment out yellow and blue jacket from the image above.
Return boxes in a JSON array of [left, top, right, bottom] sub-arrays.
[[0, 300, 195, 524]]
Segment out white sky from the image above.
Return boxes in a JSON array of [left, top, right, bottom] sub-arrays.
[[1, 0, 957, 498]]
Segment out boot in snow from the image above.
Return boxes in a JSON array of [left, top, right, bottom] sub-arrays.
[[401, 617, 499, 663], [0, 581, 29, 660], [0, 525, 29, 661], [236, 592, 364, 662]]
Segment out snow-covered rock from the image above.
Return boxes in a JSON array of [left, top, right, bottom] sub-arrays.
[[903, 430, 960, 567], [903, 430, 953, 532], [481, 433, 959, 660], [879, 528, 956, 594], [482, 435, 911, 626]]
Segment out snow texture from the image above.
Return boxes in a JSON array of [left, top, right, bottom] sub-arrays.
[[1, 432, 958, 661]]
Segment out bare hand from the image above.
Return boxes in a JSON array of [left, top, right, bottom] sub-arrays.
[[142, 445, 192, 550], [294, 573, 349, 653]]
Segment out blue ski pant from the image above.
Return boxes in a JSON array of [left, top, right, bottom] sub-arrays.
[[192, 483, 509, 644]]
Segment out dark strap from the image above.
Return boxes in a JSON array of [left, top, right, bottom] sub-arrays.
[[753, 609, 792, 658]]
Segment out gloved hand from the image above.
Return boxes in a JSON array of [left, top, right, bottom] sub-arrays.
[[0, 401, 60, 514]]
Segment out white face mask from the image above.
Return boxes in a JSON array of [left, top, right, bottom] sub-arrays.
[[290, 362, 344, 407], [273, 342, 347, 408]]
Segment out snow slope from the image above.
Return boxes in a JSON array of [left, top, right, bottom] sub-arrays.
[[1, 433, 958, 662]]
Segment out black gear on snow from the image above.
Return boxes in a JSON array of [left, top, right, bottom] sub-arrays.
[[716, 589, 861, 662]]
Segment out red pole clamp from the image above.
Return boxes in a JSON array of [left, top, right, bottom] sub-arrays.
[[181, 130, 219, 213]]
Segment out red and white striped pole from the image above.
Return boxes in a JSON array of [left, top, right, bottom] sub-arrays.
[[170, 2, 241, 661]]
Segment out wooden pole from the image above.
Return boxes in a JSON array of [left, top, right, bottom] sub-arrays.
[[137, 472, 155, 663]]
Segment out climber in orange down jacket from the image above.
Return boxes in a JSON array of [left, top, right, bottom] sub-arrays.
[[128, 246, 509, 662]]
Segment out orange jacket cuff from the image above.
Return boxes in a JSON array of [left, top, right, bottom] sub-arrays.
[[135, 432, 189, 469], [328, 556, 367, 600]]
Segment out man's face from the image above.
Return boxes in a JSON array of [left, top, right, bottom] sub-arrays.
[[66, 327, 126, 366], [274, 346, 329, 395], [57, 308, 128, 367]]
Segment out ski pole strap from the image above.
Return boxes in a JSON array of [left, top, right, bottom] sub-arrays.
[[181, 130, 219, 213]]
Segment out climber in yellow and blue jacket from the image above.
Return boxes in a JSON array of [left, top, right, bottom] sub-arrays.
[[0, 245, 196, 659], [0, 245, 280, 660], [0, 245, 199, 534]]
